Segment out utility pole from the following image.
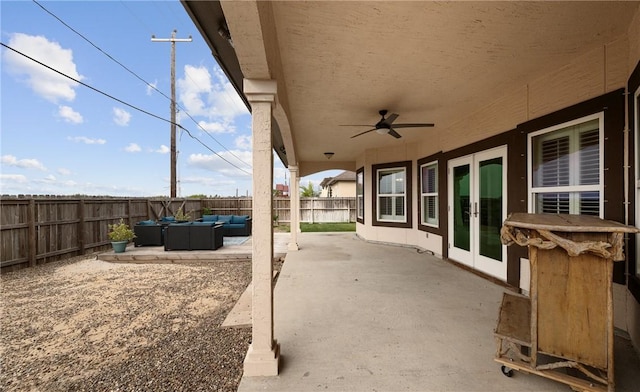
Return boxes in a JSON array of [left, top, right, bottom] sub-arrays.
[[151, 30, 192, 198]]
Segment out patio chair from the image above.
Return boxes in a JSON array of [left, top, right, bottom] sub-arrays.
[[134, 220, 164, 246]]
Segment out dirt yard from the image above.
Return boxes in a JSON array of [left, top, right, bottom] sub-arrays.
[[0, 255, 261, 392]]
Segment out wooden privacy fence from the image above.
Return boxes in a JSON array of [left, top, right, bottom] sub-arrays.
[[1, 196, 355, 271]]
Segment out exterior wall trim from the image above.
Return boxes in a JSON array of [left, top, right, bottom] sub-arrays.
[[371, 161, 413, 229], [417, 152, 445, 236]]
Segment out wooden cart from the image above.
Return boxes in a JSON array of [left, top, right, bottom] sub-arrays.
[[495, 213, 639, 392]]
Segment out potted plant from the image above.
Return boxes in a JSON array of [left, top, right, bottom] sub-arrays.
[[108, 218, 136, 253], [175, 207, 191, 222]]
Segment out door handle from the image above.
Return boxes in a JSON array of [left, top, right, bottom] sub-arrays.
[[473, 202, 478, 218]]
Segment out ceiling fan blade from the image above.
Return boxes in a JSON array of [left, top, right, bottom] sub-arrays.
[[385, 113, 399, 125], [392, 123, 435, 128], [388, 128, 402, 138], [350, 128, 377, 138]]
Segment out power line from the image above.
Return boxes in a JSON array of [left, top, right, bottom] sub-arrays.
[[0, 42, 252, 176], [31, 0, 253, 171]]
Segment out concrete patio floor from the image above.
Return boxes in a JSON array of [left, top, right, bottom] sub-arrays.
[[238, 232, 640, 392]]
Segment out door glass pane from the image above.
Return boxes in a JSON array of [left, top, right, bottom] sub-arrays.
[[453, 164, 470, 251], [479, 157, 502, 261]]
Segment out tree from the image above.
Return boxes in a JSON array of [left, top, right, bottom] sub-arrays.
[[300, 181, 319, 197]]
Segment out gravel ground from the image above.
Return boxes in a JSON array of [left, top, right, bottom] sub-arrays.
[[1, 255, 279, 392]]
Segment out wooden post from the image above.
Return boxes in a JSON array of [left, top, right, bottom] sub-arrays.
[[28, 199, 36, 267], [78, 199, 85, 255], [127, 199, 133, 227]]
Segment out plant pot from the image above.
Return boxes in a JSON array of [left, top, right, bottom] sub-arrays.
[[111, 241, 128, 253]]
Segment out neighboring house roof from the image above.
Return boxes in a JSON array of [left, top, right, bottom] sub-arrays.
[[275, 184, 289, 194], [320, 171, 356, 188]]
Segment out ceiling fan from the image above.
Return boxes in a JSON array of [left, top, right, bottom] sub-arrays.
[[343, 109, 435, 139]]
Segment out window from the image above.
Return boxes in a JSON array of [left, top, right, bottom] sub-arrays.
[[356, 168, 364, 223], [372, 161, 412, 228], [529, 115, 603, 217], [377, 167, 406, 221], [420, 161, 438, 227]]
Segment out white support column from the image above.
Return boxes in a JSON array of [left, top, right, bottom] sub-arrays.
[[296, 175, 302, 232], [243, 79, 279, 376], [288, 165, 299, 251]]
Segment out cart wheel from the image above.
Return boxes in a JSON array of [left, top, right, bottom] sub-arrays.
[[501, 365, 514, 377]]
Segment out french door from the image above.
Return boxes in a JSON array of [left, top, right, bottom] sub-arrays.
[[448, 146, 507, 280]]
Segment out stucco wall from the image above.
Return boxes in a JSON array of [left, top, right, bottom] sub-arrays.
[[320, 181, 355, 198]]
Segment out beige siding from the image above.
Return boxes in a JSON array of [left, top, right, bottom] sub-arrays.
[[529, 46, 606, 118], [441, 85, 528, 152], [629, 4, 640, 71], [606, 38, 630, 91]]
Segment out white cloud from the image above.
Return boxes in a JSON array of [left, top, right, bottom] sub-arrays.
[[113, 107, 131, 126], [58, 105, 83, 124], [188, 151, 252, 177], [156, 145, 170, 154], [67, 136, 106, 145], [179, 175, 236, 187], [57, 168, 72, 176], [1, 155, 47, 171], [0, 173, 154, 197], [0, 174, 28, 183], [235, 134, 252, 150], [177, 65, 248, 121], [146, 80, 158, 95], [124, 143, 141, 152], [3, 33, 83, 103], [197, 120, 235, 134]]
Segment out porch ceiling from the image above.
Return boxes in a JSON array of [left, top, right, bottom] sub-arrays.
[[183, 1, 638, 176]]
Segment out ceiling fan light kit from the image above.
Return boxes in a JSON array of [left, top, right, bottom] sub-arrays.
[[342, 109, 435, 139]]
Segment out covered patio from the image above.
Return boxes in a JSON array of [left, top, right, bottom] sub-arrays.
[[180, 0, 640, 387], [238, 232, 640, 392]]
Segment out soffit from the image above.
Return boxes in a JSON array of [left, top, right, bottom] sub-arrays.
[[200, 1, 639, 174]]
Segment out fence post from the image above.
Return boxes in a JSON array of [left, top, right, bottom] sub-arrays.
[[28, 199, 36, 267], [127, 199, 133, 227], [78, 199, 85, 255], [311, 198, 314, 224]]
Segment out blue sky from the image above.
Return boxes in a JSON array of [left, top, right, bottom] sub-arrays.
[[1, 0, 337, 197]]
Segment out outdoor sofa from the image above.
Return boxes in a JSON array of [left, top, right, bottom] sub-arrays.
[[198, 214, 252, 236], [134, 220, 164, 247], [163, 222, 223, 251]]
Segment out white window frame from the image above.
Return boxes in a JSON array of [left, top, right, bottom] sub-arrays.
[[376, 167, 406, 222], [356, 170, 364, 220], [420, 161, 438, 227], [527, 113, 604, 218]]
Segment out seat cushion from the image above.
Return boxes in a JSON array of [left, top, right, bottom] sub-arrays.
[[231, 215, 249, 224], [227, 223, 246, 229], [137, 219, 156, 225], [161, 216, 176, 222], [191, 221, 214, 226], [217, 215, 233, 224], [201, 214, 218, 222]]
